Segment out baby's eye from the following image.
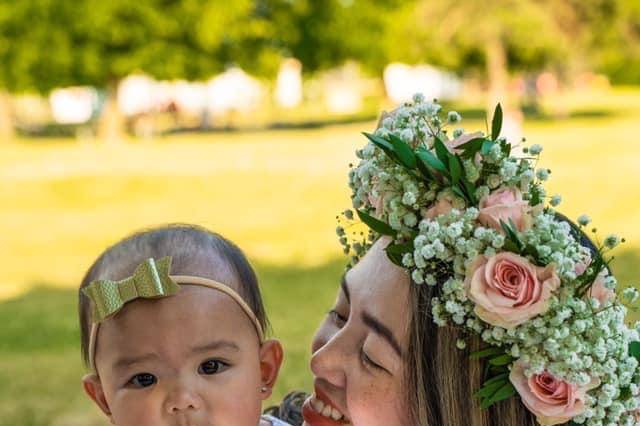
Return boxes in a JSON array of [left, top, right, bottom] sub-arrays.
[[198, 359, 229, 375], [128, 373, 157, 388]]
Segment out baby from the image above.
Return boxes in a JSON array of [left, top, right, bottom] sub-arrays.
[[79, 224, 290, 426]]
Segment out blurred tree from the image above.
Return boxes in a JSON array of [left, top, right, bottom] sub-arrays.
[[382, 0, 570, 113], [558, 0, 640, 85], [0, 0, 282, 141], [264, 0, 403, 75]]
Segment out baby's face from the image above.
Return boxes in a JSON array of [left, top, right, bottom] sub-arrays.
[[86, 285, 270, 426]]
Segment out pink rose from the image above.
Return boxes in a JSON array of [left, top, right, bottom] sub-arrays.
[[478, 187, 532, 233], [574, 255, 591, 277], [465, 253, 560, 329], [588, 271, 615, 305], [445, 131, 484, 154], [510, 360, 599, 426], [423, 197, 454, 220]]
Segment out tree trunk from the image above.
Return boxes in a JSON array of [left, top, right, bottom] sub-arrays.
[[97, 81, 125, 143], [485, 35, 523, 143], [486, 34, 509, 114], [0, 90, 14, 142]]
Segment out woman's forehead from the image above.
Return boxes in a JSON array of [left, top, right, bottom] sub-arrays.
[[344, 239, 411, 342], [347, 238, 410, 297]]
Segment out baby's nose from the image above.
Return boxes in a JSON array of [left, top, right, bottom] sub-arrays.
[[165, 384, 203, 414]]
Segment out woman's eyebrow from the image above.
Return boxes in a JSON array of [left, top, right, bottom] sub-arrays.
[[340, 274, 351, 304], [361, 311, 403, 358]]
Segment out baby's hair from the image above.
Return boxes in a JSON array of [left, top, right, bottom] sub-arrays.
[[78, 223, 268, 367]]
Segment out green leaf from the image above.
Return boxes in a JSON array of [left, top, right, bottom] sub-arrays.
[[362, 132, 395, 160], [629, 341, 640, 360], [386, 250, 404, 267], [388, 134, 417, 169], [620, 386, 632, 400], [488, 354, 513, 366], [416, 155, 435, 181], [461, 177, 478, 205], [356, 210, 396, 237], [503, 240, 520, 254], [489, 365, 510, 375], [500, 220, 523, 252], [386, 241, 414, 258], [434, 137, 451, 164], [491, 103, 503, 141], [530, 185, 542, 206], [449, 155, 463, 185], [452, 186, 467, 201], [475, 379, 506, 399], [501, 141, 512, 157], [457, 137, 485, 153], [416, 149, 448, 175], [481, 139, 496, 156], [480, 373, 509, 387], [482, 382, 516, 409], [523, 244, 542, 264], [470, 347, 505, 359]]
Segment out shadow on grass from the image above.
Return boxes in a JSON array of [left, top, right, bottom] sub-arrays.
[[0, 258, 347, 426]]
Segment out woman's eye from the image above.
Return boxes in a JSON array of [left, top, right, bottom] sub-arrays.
[[328, 309, 348, 327], [128, 373, 157, 388], [198, 359, 229, 375], [360, 348, 385, 372]]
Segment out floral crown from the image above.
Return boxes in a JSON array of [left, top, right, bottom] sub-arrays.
[[337, 94, 640, 426]]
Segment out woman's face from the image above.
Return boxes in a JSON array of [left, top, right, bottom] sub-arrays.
[[303, 237, 412, 426]]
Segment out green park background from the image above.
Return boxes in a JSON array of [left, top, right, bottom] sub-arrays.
[[1, 1, 640, 425]]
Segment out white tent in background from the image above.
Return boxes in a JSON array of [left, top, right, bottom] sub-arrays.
[[384, 63, 462, 104], [49, 87, 98, 124], [171, 81, 208, 115], [275, 58, 303, 108], [206, 68, 264, 114], [322, 62, 366, 114], [118, 75, 157, 116]]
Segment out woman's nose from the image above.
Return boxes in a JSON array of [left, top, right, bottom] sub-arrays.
[[164, 383, 204, 414], [310, 330, 349, 388]]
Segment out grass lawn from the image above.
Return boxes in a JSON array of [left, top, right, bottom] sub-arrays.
[[1, 87, 640, 425]]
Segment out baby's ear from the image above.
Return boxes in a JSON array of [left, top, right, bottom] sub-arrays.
[[82, 373, 113, 422], [258, 339, 284, 400]]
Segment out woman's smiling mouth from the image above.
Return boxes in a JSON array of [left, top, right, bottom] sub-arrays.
[[302, 386, 350, 426]]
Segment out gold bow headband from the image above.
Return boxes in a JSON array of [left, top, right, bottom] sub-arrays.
[[82, 257, 265, 372]]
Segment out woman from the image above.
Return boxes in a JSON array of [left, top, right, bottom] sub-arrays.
[[301, 236, 538, 426], [271, 96, 640, 426]]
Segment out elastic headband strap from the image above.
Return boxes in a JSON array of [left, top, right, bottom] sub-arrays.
[[88, 275, 265, 372]]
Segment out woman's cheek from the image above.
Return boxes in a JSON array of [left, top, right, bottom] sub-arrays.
[[348, 376, 405, 426]]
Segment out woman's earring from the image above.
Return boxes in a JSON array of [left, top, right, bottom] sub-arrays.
[[260, 386, 268, 393]]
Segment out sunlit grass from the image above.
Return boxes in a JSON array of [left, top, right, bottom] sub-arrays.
[[1, 87, 640, 425]]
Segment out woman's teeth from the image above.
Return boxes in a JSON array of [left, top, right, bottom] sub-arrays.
[[309, 394, 346, 422]]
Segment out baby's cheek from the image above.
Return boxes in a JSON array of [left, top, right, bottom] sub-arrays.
[[202, 368, 263, 426], [111, 392, 162, 426]]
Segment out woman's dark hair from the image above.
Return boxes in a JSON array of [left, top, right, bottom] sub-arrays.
[[403, 213, 600, 425], [78, 223, 268, 367]]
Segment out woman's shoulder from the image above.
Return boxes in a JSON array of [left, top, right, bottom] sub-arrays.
[[263, 391, 308, 426]]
